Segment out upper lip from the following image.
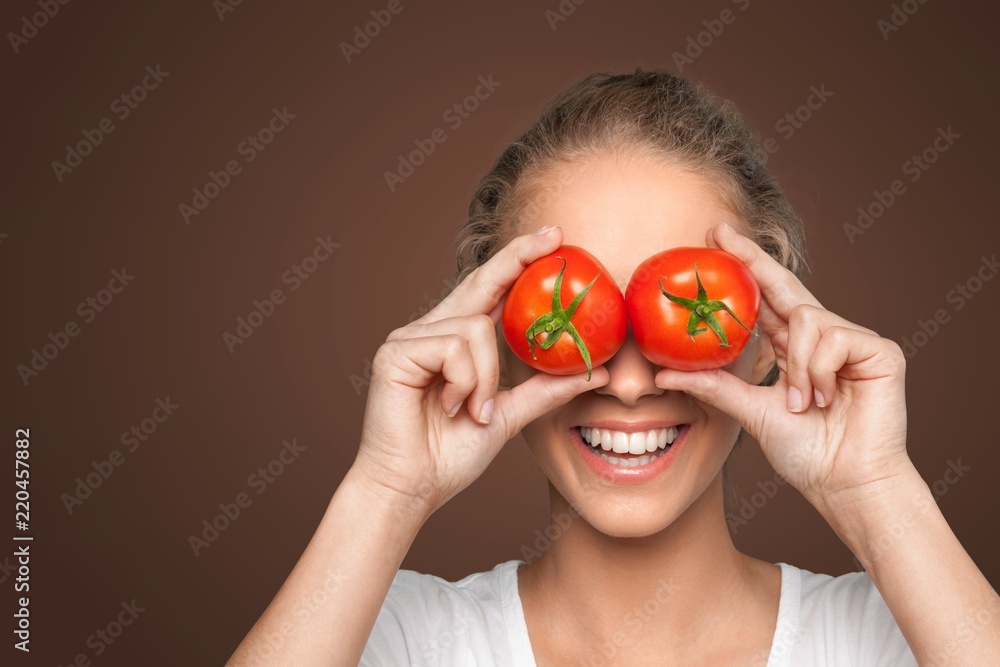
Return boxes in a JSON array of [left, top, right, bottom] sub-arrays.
[[575, 420, 687, 432]]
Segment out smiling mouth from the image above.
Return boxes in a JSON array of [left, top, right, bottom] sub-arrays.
[[576, 425, 685, 468]]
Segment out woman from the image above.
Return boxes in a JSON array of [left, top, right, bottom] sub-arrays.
[[228, 70, 999, 666]]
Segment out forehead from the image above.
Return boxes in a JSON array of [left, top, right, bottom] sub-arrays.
[[514, 154, 743, 290]]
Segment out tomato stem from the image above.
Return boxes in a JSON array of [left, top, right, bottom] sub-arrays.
[[658, 262, 753, 347], [525, 257, 598, 380]]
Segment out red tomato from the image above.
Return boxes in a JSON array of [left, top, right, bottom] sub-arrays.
[[625, 247, 760, 371], [502, 246, 627, 378]]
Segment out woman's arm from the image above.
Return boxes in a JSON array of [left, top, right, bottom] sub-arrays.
[[227, 226, 606, 665], [657, 222, 999, 665], [817, 465, 1000, 665], [226, 467, 429, 666]]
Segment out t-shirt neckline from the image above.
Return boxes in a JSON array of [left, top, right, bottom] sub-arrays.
[[498, 559, 801, 667]]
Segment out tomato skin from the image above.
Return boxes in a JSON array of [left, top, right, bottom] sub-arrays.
[[502, 246, 627, 376], [625, 247, 760, 371]]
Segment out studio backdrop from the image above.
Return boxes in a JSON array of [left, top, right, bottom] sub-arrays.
[[2, 0, 997, 664]]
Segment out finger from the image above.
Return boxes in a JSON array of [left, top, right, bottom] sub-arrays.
[[413, 226, 563, 326], [493, 367, 610, 440], [783, 304, 825, 412], [386, 315, 501, 423], [710, 223, 822, 322], [654, 367, 777, 442], [784, 304, 885, 411], [806, 326, 897, 408], [381, 335, 479, 417]]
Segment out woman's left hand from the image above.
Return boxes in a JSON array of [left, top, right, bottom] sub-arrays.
[[654, 223, 912, 509]]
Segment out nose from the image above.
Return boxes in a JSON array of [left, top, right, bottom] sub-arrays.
[[593, 329, 664, 405]]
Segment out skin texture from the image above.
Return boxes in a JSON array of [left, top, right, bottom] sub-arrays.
[[228, 151, 999, 666]]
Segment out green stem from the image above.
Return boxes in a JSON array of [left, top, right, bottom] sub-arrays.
[[525, 257, 598, 380], [659, 262, 752, 347]]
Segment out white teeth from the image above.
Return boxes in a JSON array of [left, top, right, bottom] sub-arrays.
[[645, 429, 659, 453], [580, 426, 684, 463], [599, 429, 611, 451], [595, 451, 654, 467], [627, 432, 647, 455]]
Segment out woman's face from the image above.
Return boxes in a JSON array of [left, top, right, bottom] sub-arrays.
[[503, 152, 773, 538]]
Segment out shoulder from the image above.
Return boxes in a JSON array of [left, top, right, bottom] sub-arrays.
[[771, 563, 916, 666], [361, 560, 525, 666]]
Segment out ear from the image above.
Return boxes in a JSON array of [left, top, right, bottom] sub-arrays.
[[749, 331, 777, 386]]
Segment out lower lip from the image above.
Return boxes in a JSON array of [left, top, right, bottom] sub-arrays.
[[570, 426, 690, 485]]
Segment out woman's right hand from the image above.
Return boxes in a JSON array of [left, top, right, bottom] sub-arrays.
[[352, 226, 609, 517]]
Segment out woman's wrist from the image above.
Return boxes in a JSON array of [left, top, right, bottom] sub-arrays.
[[340, 458, 437, 528], [810, 459, 932, 572]]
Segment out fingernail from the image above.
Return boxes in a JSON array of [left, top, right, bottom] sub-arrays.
[[786, 386, 802, 412], [447, 402, 461, 418], [534, 225, 554, 235], [479, 398, 494, 425], [813, 388, 826, 408]]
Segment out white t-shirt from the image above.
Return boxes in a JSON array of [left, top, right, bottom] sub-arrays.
[[360, 560, 916, 666]]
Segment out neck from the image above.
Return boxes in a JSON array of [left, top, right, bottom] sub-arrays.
[[522, 474, 756, 632]]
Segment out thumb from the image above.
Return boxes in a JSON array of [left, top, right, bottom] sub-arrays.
[[655, 367, 769, 439], [493, 367, 610, 441]]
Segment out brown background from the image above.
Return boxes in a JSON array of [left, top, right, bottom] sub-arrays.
[[2, 0, 998, 664]]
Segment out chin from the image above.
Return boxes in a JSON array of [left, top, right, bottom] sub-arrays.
[[524, 419, 737, 540], [575, 500, 690, 539]]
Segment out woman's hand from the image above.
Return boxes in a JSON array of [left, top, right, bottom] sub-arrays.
[[352, 226, 609, 517], [654, 222, 911, 509]]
